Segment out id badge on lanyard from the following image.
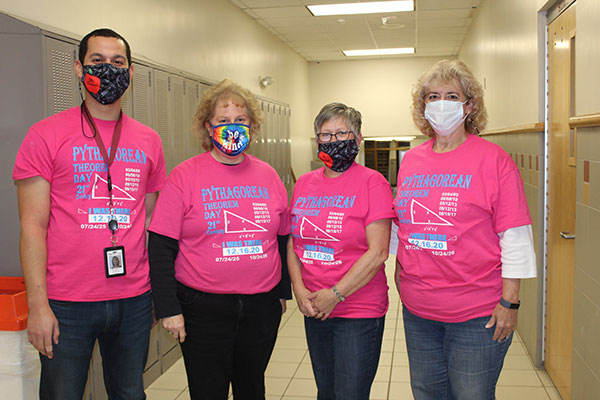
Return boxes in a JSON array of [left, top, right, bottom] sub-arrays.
[[81, 102, 127, 278]]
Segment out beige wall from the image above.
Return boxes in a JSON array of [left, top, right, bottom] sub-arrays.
[[308, 56, 449, 138], [459, 0, 542, 129], [572, 0, 600, 395], [458, 0, 545, 365], [0, 0, 313, 176]]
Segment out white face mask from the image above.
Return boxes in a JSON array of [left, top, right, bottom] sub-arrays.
[[424, 100, 468, 137]]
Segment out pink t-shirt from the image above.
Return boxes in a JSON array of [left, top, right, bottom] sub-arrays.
[[148, 152, 290, 294], [291, 163, 395, 318], [394, 134, 532, 322], [13, 106, 166, 301]]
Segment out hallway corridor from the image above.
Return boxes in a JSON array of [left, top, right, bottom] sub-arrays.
[[146, 258, 562, 400]]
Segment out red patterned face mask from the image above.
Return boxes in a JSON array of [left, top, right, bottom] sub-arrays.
[[81, 63, 130, 105], [318, 139, 359, 172]]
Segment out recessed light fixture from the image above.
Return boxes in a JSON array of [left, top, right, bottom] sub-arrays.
[[307, 1, 414, 16], [343, 48, 415, 56]]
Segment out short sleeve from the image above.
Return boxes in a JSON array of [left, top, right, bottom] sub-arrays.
[[145, 134, 167, 193], [365, 173, 395, 226], [492, 166, 532, 233], [13, 127, 54, 182], [147, 168, 186, 240]]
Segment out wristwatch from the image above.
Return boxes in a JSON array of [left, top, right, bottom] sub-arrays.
[[499, 297, 520, 309]]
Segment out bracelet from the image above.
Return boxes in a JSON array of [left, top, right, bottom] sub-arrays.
[[499, 297, 520, 309], [332, 286, 345, 302]]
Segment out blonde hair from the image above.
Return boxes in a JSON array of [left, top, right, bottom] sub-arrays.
[[412, 59, 487, 138], [192, 79, 262, 151]]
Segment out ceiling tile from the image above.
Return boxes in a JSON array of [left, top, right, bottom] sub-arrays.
[[229, 0, 479, 61], [239, 0, 302, 7], [417, 9, 471, 20], [418, 18, 470, 28], [259, 16, 320, 27], [251, 6, 312, 19], [417, 0, 475, 11]]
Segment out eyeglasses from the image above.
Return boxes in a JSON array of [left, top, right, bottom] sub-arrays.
[[317, 131, 353, 142]]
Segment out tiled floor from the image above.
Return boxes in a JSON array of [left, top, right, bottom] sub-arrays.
[[146, 258, 562, 400]]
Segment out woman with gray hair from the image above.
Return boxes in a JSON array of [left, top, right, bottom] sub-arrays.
[[288, 102, 394, 399]]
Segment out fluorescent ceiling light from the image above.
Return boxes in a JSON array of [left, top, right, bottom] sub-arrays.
[[343, 47, 415, 56], [307, 1, 414, 16]]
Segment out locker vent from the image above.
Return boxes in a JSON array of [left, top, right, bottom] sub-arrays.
[[154, 74, 171, 169], [121, 88, 133, 117], [133, 72, 151, 126], [171, 79, 186, 164], [51, 49, 75, 114]]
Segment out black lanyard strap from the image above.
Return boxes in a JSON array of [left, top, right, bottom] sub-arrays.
[[81, 102, 124, 245]]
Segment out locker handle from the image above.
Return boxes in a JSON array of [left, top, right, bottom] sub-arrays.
[[560, 231, 575, 239]]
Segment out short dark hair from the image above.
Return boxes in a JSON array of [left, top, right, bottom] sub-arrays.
[[79, 28, 132, 67]]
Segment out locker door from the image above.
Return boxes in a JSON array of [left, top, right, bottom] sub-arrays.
[[153, 70, 173, 172], [264, 102, 273, 165], [120, 80, 133, 117], [254, 101, 266, 160], [43, 37, 79, 117], [170, 75, 186, 167], [273, 105, 282, 177], [131, 64, 154, 129], [185, 80, 205, 158], [286, 107, 292, 188]]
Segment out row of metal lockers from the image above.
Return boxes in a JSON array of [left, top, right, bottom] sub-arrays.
[[44, 35, 293, 186], [1, 13, 292, 399]]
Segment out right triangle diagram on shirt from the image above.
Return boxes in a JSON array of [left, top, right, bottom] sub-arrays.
[[92, 174, 135, 201], [410, 199, 453, 226], [300, 217, 340, 241], [224, 210, 268, 233]]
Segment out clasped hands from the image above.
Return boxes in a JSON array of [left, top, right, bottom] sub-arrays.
[[297, 287, 341, 321]]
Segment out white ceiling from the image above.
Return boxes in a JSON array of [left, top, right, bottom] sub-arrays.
[[231, 0, 482, 62]]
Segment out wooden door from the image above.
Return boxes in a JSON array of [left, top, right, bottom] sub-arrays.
[[546, 4, 576, 399]]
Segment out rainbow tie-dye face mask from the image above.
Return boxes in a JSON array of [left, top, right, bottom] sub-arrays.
[[211, 123, 251, 156]]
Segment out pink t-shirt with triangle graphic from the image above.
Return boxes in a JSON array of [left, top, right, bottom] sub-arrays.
[[394, 134, 532, 323], [290, 163, 395, 318], [148, 152, 290, 294], [13, 107, 166, 301]]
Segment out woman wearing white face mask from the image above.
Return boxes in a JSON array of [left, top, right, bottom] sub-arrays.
[[392, 60, 537, 399]]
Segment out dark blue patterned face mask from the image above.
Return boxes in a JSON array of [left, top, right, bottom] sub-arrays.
[[318, 139, 359, 172], [81, 63, 130, 105]]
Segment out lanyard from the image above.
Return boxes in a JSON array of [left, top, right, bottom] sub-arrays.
[[81, 102, 123, 246]]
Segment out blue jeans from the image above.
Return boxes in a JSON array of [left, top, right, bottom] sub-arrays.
[[304, 316, 385, 400], [39, 291, 152, 400], [402, 306, 512, 400]]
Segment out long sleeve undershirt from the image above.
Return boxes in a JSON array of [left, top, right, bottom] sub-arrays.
[[148, 232, 292, 319]]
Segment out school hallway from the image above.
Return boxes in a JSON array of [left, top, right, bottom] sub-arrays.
[[145, 258, 561, 400]]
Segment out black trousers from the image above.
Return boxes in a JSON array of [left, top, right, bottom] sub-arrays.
[[177, 283, 282, 400]]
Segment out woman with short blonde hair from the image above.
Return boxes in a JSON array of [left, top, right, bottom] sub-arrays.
[[149, 79, 290, 399], [394, 59, 536, 399]]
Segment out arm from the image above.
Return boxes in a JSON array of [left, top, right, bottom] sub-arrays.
[[16, 177, 59, 358], [486, 278, 520, 341], [148, 232, 186, 343], [145, 192, 159, 229], [287, 236, 317, 317], [311, 218, 391, 320], [276, 234, 292, 313], [485, 224, 536, 341]]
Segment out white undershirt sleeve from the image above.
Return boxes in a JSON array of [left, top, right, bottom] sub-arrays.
[[498, 224, 537, 278], [389, 221, 399, 256]]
